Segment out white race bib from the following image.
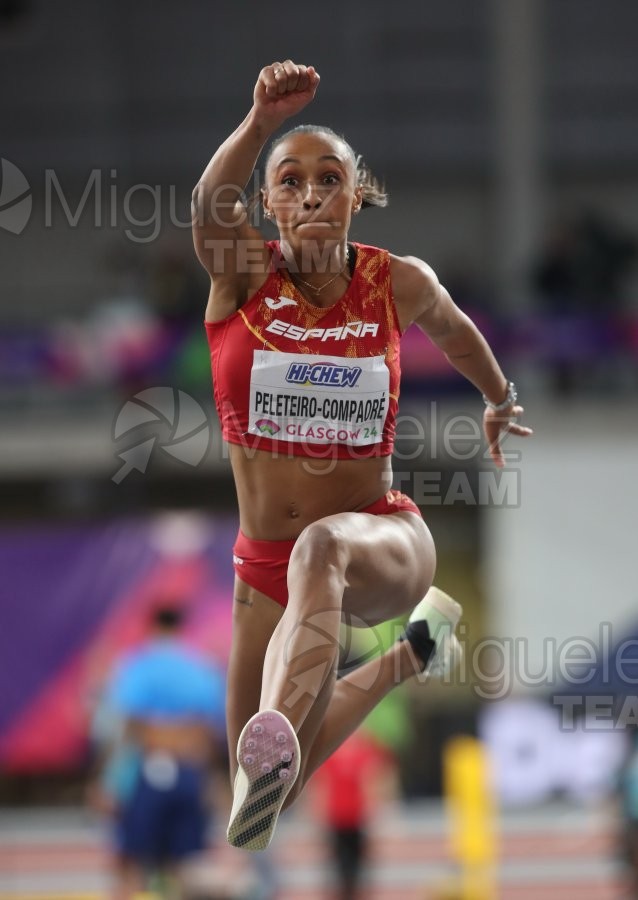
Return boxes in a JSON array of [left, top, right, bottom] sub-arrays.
[[248, 350, 389, 446]]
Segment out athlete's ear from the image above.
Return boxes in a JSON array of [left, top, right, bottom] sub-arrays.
[[262, 188, 273, 220], [352, 185, 363, 215]]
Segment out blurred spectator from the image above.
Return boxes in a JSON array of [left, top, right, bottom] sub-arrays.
[[50, 242, 169, 392], [533, 210, 636, 315], [147, 246, 206, 330], [530, 209, 637, 392], [311, 728, 398, 900], [145, 245, 212, 393], [88, 602, 226, 899], [619, 727, 638, 898]]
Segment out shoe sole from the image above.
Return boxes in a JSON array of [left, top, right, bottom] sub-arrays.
[[227, 709, 300, 852]]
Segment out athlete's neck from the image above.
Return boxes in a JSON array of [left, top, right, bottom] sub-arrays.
[[279, 239, 352, 306]]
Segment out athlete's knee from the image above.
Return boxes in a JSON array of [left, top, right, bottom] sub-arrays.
[[290, 519, 349, 576]]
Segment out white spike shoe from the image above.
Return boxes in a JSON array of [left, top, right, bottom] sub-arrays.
[[403, 586, 463, 677], [227, 709, 300, 852]]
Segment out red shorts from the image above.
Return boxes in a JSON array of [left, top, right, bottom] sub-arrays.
[[232, 490, 421, 608]]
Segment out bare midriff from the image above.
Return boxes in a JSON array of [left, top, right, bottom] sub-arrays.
[[131, 720, 213, 764], [229, 444, 394, 540]]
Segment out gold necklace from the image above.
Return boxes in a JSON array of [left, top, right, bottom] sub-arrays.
[[290, 250, 350, 295]]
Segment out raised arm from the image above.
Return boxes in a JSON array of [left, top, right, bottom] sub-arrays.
[[192, 62, 320, 318], [391, 255, 532, 467]]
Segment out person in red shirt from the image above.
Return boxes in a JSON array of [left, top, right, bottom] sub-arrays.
[[313, 730, 395, 900], [192, 60, 532, 852]]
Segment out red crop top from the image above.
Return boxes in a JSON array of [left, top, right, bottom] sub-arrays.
[[205, 241, 402, 459]]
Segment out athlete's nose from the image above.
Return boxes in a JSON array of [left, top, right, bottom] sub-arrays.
[[302, 181, 322, 209]]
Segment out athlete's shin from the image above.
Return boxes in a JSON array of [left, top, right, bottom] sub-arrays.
[[259, 521, 347, 730]]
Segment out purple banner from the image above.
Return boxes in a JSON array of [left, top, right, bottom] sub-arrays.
[[0, 513, 237, 772]]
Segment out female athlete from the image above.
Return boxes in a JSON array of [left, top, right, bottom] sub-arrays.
[[192, 61, 532, 851]]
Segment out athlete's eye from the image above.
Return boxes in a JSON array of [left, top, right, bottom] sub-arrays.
[[281, 176, 298, 187], [322, 174, 340, 185]]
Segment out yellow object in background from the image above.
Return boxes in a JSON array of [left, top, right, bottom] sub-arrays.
[[443, 736, 498, 900]]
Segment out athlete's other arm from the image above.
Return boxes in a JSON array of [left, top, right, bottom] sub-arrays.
[[191, 62, 320, 319], [391, 255, 533, 468]]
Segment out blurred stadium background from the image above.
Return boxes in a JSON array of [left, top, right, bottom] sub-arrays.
[[1, 0, 638, 897]]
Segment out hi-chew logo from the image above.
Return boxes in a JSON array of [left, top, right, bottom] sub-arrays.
[[285, 361, 362, 388]]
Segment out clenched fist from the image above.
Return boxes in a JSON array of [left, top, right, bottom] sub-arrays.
[[253, 60, 320, 130]]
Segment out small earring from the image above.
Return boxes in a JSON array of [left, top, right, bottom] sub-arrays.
[[264, 210, 272, 219]]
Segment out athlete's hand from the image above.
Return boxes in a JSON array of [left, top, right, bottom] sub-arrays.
[[253, 61, 320, 130], [483, 405, 533, 468]]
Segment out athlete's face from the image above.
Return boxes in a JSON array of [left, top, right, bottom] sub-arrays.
[[263, 133, 362, 244]]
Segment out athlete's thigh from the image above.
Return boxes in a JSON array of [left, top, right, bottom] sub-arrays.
[[332, 510, 435, 624], [226, 576, 284, 782]]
